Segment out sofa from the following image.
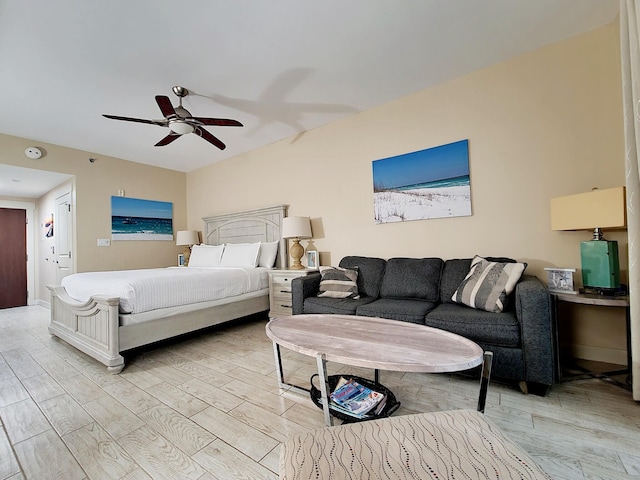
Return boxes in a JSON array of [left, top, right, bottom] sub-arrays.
[[291, 255, 556, 394]]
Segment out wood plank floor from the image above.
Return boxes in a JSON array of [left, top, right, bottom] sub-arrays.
[[0, 305, 638, 480]]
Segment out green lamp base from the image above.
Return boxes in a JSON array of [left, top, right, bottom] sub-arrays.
[[580, 240, 620, 289]]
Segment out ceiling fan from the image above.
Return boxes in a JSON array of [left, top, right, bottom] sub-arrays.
[[102, 86, 242, 150]]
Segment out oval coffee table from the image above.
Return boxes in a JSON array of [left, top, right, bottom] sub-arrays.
[[266, 314, 493, 426]]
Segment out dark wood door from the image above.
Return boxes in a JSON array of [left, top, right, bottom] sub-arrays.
[[0, 208, 27, 308]]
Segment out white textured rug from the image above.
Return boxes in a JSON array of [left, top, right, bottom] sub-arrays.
[[280, 409, 551, 479]]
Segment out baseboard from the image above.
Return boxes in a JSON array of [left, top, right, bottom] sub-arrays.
[[35, 299, 51, 309], [568, 344, 627, 366]]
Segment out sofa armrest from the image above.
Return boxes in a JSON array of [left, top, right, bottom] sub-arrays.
[[514, 275, 556, 385], [291, 273, 322, 314]]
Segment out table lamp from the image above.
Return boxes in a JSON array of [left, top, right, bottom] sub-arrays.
[[281, 216, 312, 270], [176, 230, 199, 266], [550, 186, 627, 293]]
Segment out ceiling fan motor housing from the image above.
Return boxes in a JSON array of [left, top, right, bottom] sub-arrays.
[[172, 86, 188, 97]]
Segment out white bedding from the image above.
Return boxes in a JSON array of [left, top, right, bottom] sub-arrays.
[[61, 266, 270, 314]]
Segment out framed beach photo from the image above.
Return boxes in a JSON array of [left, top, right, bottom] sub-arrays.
[[544, 267, 577, 294], [372, 139, 471, 224], [306, 250, 319, 269], [111, 196, 174, 241], [178, 253, 185, 267]]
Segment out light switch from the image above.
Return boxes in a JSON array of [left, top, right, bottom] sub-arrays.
[[97, 239, 111, 247]]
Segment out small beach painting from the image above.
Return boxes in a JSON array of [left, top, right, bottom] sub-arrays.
[[372, 139, 472, 224], [111, 196, 173, 241]]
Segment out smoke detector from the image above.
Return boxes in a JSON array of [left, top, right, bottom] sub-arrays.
[[25, 147, 42, 159]]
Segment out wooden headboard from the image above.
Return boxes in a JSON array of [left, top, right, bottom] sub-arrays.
[[202, 205, 288, 269]]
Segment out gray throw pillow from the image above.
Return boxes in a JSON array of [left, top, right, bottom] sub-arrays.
[[451, 256, 526, 312], [317, 266, 360, 299]]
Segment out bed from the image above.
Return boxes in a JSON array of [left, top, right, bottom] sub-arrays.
[[47, 205, 288, 373]]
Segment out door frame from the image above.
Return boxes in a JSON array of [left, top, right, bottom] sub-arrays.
[[0, 200, 35, 306], [54, 191, 74, 284]]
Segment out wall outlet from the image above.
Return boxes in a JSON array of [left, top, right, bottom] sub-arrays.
[[97, 239, 110, 247]]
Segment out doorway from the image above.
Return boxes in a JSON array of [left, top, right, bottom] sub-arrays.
[[55, 191, 74, 284], [0, 208, 27, 308], [0, 201, 34, 306]]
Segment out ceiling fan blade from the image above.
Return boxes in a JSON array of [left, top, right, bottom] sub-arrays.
[[155, 132, 181, 147], [103, 114, 166, 126], [194, 126, 226, 150], [191, 117, 243, 127], [155, 95, 176, 117]]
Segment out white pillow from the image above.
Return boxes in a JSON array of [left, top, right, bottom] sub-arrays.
[[220, 242, 261, 268], [188, 244, 224, 267], [258, 241, 279, 268]]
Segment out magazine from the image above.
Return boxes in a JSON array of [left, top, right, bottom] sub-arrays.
[[327, 401, 371, 419], [329, 377, 385, 417], [373, 396, 387, 415]]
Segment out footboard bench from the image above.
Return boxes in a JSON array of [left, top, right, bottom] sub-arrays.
[[48, 286, 124, 372], [279, 409, 550, 479]]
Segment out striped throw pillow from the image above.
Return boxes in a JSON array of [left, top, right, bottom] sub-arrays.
[[451, 256, 526, 312], [317, 266, 360, 299]]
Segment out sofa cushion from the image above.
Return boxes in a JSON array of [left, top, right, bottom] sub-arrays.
[[356, 298, 437, 324], [425, 303, 521, 347], [379, 257, 443, 302], [440, 259, 473, 304], [451, 256, 526, 313], [318, 266, 359, 299], [303, 296, 377, 315], [339, 256, 387, 299]]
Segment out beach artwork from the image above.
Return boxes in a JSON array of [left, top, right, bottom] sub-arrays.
[[111, 196, 173, 241], [372, 140, 472, 224]]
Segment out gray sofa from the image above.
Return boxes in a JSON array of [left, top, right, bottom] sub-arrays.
[[291, 255, 556, 394]]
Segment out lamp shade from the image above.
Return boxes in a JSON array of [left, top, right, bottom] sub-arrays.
[[550, 186, 627, 231], [551, 186, 626, 291], [176, 230, 199, 246], [281, 216, 312, 239]]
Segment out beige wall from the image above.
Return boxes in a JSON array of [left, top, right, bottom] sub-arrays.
[[187, 22, 627, 363], [0, 133, 187, 302]]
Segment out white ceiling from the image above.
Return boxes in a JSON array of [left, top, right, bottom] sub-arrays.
[[0, 0, 619, 196], [0, 164, 72, 198]]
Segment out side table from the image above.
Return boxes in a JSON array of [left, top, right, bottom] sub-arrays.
[[268, 268, 314, 318], [552, 291, 631, 390]]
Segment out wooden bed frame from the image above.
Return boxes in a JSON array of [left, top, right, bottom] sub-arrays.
[[47, 205, 288, 373]]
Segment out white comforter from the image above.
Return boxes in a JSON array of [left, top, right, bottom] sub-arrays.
[[61, 266, 270, 314]]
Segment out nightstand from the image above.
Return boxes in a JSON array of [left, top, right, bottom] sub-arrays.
[[268, 269, 314, 318]]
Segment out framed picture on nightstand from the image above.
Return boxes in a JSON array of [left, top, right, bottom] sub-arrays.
[[178, 253, 185, 267], [544, 267, 576, 294], [306, 250, 319, 269]]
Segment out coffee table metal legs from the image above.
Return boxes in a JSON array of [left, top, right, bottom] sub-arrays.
[[272, 341, 494, 426], [477, 351, 493, 413], [314, 352, 493, 426], [272, 342, 310, 395], [316, 353, 333, 426]]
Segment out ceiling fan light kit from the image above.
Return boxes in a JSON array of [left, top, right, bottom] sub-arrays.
[[169, 121, 195, 135], [102, 86, 242, 150]]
